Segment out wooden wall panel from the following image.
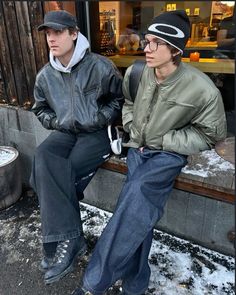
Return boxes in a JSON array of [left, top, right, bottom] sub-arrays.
[[2, 1, 29, 106], [0, 2, 17, 104], [15, 1, 37, 105], [28, 1, 48, 72], [0, 1, 48, 107]]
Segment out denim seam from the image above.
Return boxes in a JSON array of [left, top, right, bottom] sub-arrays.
[[114, 209, 158, 272], [102, 217, 156, 294], [42, 229, 81, 243]]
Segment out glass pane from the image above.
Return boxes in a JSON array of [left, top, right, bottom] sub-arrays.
[[91, 1, 234, 60], [44, 1, 76, 15], [89, 1, 235, 134]]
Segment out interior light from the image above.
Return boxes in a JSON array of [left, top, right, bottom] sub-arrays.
[[220, 1, 235, 6]]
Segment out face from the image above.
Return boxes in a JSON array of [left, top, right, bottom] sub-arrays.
[[45, 28, 77, 60], [144, 35, 176, 69]]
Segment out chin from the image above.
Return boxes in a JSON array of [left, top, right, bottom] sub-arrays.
[[51, 50, 61, 57], [146, 60, 156, 68]]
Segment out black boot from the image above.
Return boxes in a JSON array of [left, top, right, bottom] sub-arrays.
[[39, 241, 58, 272], [44, 236, 87, 284]]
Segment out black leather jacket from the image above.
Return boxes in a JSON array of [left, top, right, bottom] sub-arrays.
[[32, 52, 124, 133]]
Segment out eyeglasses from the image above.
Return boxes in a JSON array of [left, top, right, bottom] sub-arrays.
[[143, 40, 167, 51]]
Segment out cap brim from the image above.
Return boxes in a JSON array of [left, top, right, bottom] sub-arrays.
[[37, 22, 67, 31]]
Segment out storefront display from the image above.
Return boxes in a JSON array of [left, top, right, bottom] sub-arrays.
[[94, 1, 235, 59]]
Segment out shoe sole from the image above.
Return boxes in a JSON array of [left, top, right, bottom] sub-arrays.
[[44, 243, 87, 285]]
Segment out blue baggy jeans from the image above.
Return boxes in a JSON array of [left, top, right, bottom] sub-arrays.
[[83, 147, 187, 295], [30, 129, 111, 243]]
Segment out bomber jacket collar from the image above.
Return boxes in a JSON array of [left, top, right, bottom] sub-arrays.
[[150, 62, 185, 86]]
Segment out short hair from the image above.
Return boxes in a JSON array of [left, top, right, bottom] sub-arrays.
[[166, 44, 182, 66], [68, 26, 79, 35]]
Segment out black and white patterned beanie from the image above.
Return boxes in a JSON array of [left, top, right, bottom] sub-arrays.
[[147, 10, 190, 54]]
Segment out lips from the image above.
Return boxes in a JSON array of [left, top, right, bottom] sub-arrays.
[[146, 56, 153, 62]]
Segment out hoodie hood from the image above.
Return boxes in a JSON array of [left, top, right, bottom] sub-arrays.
[[49, 32, 90, 73]]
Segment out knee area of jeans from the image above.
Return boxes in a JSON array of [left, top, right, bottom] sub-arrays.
[[35, 145, 57, 163], [130, 179, 156, 193], [34, 146, 48, 161]]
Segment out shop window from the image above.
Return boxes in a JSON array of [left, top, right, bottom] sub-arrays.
[[88, 1, 234, 60], [44, 1, 76, 15], [88, 1, 235, 134]]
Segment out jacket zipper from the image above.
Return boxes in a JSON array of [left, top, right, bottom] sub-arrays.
[[140, 85, 160, 146], [69, 72, 75, 131]]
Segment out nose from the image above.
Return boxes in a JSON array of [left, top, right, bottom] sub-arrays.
[[144, 44, 151, 53], [48, 36, 55, 43], [47, 33, 56, 43]]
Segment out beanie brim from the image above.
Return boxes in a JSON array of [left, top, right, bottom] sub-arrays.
[[146, 33, 183, 54]]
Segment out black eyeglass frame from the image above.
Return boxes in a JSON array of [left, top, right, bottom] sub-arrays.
[[143, 39, 167, 51]]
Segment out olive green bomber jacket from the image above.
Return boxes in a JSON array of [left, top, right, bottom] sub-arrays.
[[122, 62, 227, 155]]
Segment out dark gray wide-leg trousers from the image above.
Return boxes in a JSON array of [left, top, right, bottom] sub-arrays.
[[30, 129, 111, 243]]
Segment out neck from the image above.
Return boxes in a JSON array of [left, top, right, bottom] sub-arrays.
[[155, 62, 177, 83], [57, 46, 75, 67]]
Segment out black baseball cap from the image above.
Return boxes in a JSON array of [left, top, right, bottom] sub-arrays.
[[38, 10, 77, 31]]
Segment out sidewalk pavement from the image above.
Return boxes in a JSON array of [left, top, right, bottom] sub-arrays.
[[0, 189, 234, 295]]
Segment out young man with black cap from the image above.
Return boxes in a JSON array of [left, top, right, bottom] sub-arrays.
[[72, 10, 226, 295], [30, 10, 123, 284]]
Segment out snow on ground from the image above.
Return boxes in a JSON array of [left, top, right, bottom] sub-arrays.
[[0, 198, 234, 295], [80, 203, 235, 295]]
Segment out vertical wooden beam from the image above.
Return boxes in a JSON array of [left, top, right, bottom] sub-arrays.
[[2, 1, 29, 106], [15, 1, 37, 106], [0, 1, 17, 104], [28, 1, 48, 73]]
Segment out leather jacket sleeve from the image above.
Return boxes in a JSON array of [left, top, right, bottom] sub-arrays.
[[31, 81, 57, 130], [99, 64, 124, 126]]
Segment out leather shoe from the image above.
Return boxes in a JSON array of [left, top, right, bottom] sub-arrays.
[[44, 236, 87, 284]]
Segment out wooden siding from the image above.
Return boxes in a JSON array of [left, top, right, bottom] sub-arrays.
[[0, 1, 48, 109]]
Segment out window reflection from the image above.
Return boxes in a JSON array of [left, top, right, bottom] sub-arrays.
[[95, 1, 234, 60], [44, 1, 76, 15]]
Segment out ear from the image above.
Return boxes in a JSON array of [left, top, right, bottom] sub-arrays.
[[72, 32, 78, 41], [173, 51, 181, 57]]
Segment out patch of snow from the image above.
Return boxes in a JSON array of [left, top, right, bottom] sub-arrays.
[[182, 149, 234, 178], [0, 201, 234, 294], [182, 167, 210, 178]]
